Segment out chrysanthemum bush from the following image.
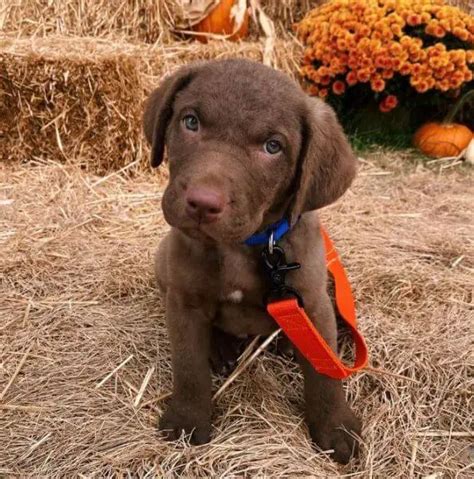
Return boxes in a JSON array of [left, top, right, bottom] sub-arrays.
[[296, 0, 473, 138]]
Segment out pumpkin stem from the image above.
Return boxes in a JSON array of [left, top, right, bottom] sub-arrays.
[[443, 90, 474, 125]]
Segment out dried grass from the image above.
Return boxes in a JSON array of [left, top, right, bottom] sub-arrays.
[[0, 35, 301, 173], [2, 0, 471, 45], [0, 0, 178, 44], [0, 0, 318, 41], [0, 38, 144, 174], [1, 152, 472, 477]]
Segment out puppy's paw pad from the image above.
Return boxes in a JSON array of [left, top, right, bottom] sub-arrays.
[[159, 407, 211, 445], [309, 408, 362, 464]]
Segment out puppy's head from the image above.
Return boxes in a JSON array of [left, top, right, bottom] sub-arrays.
[[144, 59, 356, 244]]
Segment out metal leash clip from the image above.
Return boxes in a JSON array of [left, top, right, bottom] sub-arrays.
[[261, 238, 303, 307]]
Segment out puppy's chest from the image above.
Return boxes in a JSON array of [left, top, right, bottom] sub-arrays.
[[218, 249, 265, 305]]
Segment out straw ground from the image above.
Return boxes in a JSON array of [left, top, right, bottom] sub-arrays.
[[1, 151, 472, 477]]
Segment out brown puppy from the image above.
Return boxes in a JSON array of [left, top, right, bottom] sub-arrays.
[[143, 59, 360, 464]]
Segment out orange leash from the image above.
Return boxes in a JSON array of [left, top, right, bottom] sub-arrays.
[[266, 226, 368, 380]]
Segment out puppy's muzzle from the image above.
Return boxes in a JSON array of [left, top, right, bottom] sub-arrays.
[[185, 186, 225, 224]]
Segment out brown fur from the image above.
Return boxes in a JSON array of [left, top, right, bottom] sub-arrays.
[[144, 59, 360, 464]]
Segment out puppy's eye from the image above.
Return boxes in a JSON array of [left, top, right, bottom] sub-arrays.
[[183, 114, 199, 132], [264, 139, 282, 155]]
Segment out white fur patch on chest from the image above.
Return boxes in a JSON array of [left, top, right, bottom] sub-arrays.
[[227, 290, 244, 303]]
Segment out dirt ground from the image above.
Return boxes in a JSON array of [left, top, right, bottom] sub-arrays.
[[1, 151, 472, 477]]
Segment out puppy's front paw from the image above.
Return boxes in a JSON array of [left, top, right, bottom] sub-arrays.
[[308, 405, 362, 465], [159, 402, 211, 445]]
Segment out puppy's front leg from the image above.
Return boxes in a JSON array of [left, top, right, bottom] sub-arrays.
[[160, 291, 212, 445], [297, 291, 362, 464]]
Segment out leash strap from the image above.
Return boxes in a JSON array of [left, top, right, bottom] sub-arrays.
[[266, 226, 368, 379]]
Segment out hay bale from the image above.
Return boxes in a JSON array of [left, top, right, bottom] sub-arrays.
[[0, 37, 146, 173], [1, 0, 178, 44], [0, 36, 301, 172], [142, 37, 303, 83]]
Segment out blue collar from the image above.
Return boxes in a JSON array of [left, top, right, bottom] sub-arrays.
[[244, 217, 293, 247]]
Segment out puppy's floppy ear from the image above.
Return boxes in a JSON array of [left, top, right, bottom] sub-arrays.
[[143, 66, 195, 167], [290, 98, 357, 220]]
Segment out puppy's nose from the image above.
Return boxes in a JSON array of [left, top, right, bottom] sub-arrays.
[[185, 187, 225, 223]]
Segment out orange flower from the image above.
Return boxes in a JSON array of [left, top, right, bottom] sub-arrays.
[[385, 95, 398, 108], [400, 35, 413, 46], [453, 27, 469, 41], [320, 75, 331, 85], [360, 57, 373, 69], [410, 50, 423, 62], [449, 77, 463, 89], [358, 38, 371, 50], [359, 25, 371, 37], [434, 67, 447, 79], [357, 68, 371, 82], [332, 80, 346, 95], [391, 58, 403, 70], [337, 38, 348, 50], [433, 26, 446, 38], [439, 19, 451, 31], [450, 71, 465, 83], [437, 79, 450, 91], [318, 66, 331, 77], [399, 63, 411, 75], [348, 57, 359, 69], [372, 31, 384, 40], [369, 39, 382, 51], [389, 42, 403, 56], [415, 80, 430, 93], [346, 71, 358, 85], [375, 56, 387, 68], [429, 56, 443, 68], [407, 14, 422, 26], [374, 19, 386, 31], [318, 88, 329, 98], [445, 62, 455, 73], [379, 94, 398, 113], [411, 63, 422, 75], [371, 77, 386, 92], [393, 25, 404, 37], [451, 50, 466, 64], [418, 50, 428, 62], [307, 84, 319, 96], [421, 12, 431, 23], [425, 24, 436, 36]]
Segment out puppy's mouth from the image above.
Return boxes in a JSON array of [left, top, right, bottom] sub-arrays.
[[177, 216, 260, 245], [180, 224, 217, 242]]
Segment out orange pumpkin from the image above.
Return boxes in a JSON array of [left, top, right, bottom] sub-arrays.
[[192, 0, 249, 43], [413, 122, 473, 158]]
